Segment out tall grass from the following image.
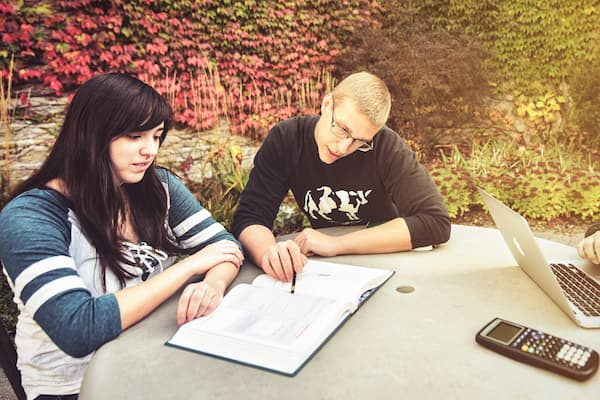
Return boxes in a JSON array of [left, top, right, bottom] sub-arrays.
[[0, 55, 16, 206], [149, 65, 334, 140], [0, 55, 20, 337]]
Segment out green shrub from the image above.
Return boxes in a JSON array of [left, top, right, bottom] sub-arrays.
[[511, 164, 573, 220], [569, 51, 600, 149], [416, 0, 598, 95], [182, 142, 248, 232], [400, 0, 598, 148], [337, 1, 489, 154], [428, 159, 476, 218], [566, 170, 600, 220], [428, 141, 600, 221], [272, 196, 309, 237], [0, 272, 17, 338], [180, 141, 307, 234]]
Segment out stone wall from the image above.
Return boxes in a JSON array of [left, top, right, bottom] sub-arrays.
[[0, 96, 260, 186]]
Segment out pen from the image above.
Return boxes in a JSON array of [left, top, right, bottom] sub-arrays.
[[291, 271, 296, 294]]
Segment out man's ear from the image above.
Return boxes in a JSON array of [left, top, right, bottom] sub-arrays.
[[321, 93, 333, 113]]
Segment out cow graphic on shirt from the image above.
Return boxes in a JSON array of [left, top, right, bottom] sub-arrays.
[[303, 186, 372, 223]]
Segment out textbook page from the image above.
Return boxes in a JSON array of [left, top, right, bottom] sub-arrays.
[[252, 259, 393, 312], [167, 283, 351, 375]]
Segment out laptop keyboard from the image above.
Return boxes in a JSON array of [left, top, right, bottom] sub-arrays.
[[550, 263, 600, 317]]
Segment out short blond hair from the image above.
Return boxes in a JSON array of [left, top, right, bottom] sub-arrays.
[[332, 71, 391, 127]]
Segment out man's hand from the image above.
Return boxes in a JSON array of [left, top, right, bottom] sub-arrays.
[[294, 228, 341, 257], [260, 240, 307, 282]]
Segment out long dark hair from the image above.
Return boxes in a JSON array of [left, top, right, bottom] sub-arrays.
[[9, 73, 182, 288]]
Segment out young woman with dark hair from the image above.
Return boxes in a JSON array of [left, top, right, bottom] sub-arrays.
[[0, 73, 243, 399]]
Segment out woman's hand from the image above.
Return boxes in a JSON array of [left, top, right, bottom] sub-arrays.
[[176, 280, 225, 325], [185, 240, 244, 274], [577, 231, 600, 265]]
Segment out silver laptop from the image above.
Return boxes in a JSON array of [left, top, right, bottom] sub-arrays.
[[478, 188, 600, 328]]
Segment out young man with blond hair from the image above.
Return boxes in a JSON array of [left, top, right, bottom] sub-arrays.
[[232, 71, 450, 281]]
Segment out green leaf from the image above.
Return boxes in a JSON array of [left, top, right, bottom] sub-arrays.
[[55, 43, 69, 53]]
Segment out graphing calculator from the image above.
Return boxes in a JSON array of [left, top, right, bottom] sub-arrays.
[[476, 317, 599, 381]]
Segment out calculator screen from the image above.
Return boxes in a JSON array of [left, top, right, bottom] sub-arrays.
[[486, 321, 522, 344]]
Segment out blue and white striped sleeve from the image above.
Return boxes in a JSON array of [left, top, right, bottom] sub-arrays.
[[0, 191, 121, 357], [159, 169, 241, 252]]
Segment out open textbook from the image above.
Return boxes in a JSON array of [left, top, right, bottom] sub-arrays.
[[166, 259, 394, 376]]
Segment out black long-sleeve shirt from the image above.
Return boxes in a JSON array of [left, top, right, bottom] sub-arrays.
[[232, 115, 451, 248]]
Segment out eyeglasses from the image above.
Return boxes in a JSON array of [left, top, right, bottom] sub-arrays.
[[330, 100, 373, 152]]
